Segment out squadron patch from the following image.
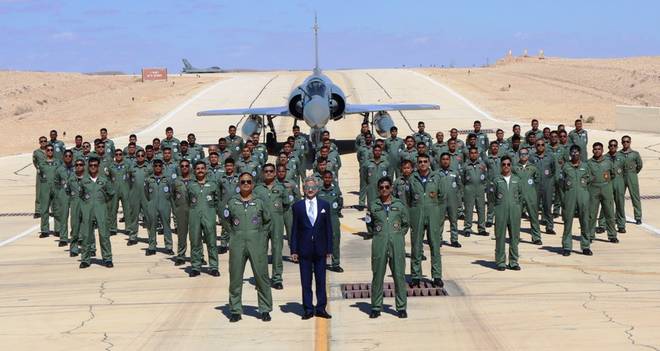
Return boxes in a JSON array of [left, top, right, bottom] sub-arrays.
[[163, 186, 169, 193], [206, 195, 213, 201], [375, 225, 382, 232], [393, 222, 400, 230], [235, 186, 240, 193], [251, 216, 260, 224], [332, 202, 338, 209], [289, 195, 294, 202], [528, 179, 534, 185], [603, 171, 610, 180], [452, 182, 457, 188], [544, 169, 550, 176], [172, 174, 177, 179], [480, 174, 485, 181], [497, 193, 503, 199], [382, 170, 387, 177], [191, 196, 197, 203], [223, 209, 230, 218], [233, 218, 240, 226]]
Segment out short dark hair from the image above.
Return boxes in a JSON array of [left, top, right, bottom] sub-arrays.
[[166, 127, 173, 132], [225, 157, 235, 165], [377, 176, 392, 187]]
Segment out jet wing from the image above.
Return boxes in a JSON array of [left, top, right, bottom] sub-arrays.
[[344, 103, 440, 115], [197, 106, 290, 117]]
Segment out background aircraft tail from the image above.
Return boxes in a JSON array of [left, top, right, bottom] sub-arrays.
[[182, 59, 193, 70], [313, 14, 320, 75]]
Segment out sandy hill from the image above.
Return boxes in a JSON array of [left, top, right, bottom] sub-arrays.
[[0, 71, 219, 156], [419, 56, 660, 130]]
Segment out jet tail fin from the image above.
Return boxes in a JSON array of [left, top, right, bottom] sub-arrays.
[[313, 13, 320, 75], [182, 59, 192, 69]]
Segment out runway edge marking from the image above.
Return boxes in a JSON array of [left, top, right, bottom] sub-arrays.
[[0, 224, 39, 248]]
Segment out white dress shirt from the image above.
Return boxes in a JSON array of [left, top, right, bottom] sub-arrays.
[[503, 174, 511, 187], [306, 197, 317, 224]]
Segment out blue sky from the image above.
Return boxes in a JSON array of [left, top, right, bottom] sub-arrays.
[[1, 0, 659, 73]]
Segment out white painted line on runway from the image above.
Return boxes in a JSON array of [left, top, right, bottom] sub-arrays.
[[135, 77, 236, 136], [408, 70, 505, 123], [0, 224, 39, 248], [626, 216, 660, 236]]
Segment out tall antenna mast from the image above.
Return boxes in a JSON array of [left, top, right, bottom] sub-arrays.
[[313, 13, 320, 74]]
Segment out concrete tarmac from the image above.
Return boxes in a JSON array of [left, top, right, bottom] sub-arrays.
[[1, 69, 659, 350]]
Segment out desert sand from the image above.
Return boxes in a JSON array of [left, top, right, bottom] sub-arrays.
[[419, 56, 660, 129], [0, 71, 220, 156]]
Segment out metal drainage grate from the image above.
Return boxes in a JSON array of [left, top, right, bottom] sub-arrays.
[[456, 128, 495, 135], [340, 282, 448, 299], [630, 194, 660, 200], [0, 212, 38, 217]]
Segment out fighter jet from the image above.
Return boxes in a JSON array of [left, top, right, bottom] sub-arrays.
[[197, 16, 440, 147], [182, 59, 223, 74]]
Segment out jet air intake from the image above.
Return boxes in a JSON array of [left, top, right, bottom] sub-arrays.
[[373, 111, 395, 137], [330, 93, 345, 119]]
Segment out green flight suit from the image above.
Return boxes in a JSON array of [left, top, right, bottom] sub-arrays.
[[356, 145, 373, 207], [492, 174, 523, 268], [393, 175, 412, 207], [219, 174, 240, 248], [318, 183, 343, 267], [33, 148, 47, 214], [161, 137, 181, 159], [225, 135, 244, 160], [619, 149, 643, 222], [38, 158, 61, 234], [254, 182, 290, 284], [67, 174, 85, 254], [399, 147, 418, 167], [362, 158, 390, 208], [587, 157, 616, 240], [188, 179, 220, 271], [408, 171, 446, 280], [599, 152, 626, 230], [474, 131, 489, 153], [368, 198, 409, 312], [100, 138, 115, 157], [236, 158, 262, 181], [568, 129, 589, 162], [447, 150, 464, 216], [560, 162, 592, 251], [145, 175, 173, 251], [462, 160, 487, 235], [127, 162, 152, 240], [278, 178, 301, 244], [550, 144, 569, 217], [385, 137, 405, 178], [413, 131, 432, 148], [50, 139, 65, 160], [171, 176, 192, 259], [437, 168, 462, 243], [485, 154, 502, 224], [109, 161, 134, 234], [253, 143, 268, 166], [531, 152, 557, 231], [80, 175, 115, 264], [54, 163, 75, 242], [513, 163, 541, 241], [223, 195, 273, 315]]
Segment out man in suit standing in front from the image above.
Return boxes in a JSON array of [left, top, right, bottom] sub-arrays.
[[291, 177, 333, 320]]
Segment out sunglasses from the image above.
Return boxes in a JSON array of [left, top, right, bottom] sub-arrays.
[[39, 140, 47, 143], [89, 164, 98, 168], [154, 165, 162, 167], [418, 160, 429, 163], [75, 163, 84, 167], [137, 154, 145, 157], [536, 143, 545, 147], [46, 149, 54, 152], [379, 185, 391, 190], [240, 180, 252, 185], [622, 140, 631, 143], [608, 144, 617, 147], [181, 165, 190, 168], [502, 163, 512, 166], [264, 169, 275, 173]]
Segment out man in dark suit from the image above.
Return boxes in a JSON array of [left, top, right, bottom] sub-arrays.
[[291, 177, 333, 320]]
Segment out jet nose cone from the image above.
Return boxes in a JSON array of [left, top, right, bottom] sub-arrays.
[[303, 96, 329, 129]]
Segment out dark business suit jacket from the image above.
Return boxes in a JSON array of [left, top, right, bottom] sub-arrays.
[[290, 198, 333, 258]]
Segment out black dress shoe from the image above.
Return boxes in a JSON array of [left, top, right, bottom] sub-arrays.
[[315, 310, 332, 319], [104, 261, 114, 268], [91, 251, 96, 257], [164, 249, 175, 255], [174, 258, 185, 266], [485, 222, 493, 228], [409, 279, 421, 288], [609, 238, 620, 243], [261, 312, 271, 322], [636, 219, 642, 225], [617, 228, 626, 234], [69, 251, 79, 257], [582, 248, 593, 256], [189, 270, 200, 277], [369, 311, 381, 319], [464, 231, 471, 237], [53, 232, 60, 237], [450, 241, 462, 248], [127, 240, 137, 246], [33, 213, 41, 219], [546, 229, 556, 235], [507, 265, 521, 271], [595, 227, 605, 234], [39, 232, 49, 238], [398, 310, 408, 319], [478, 231, 489, 236], [496, 266, 506, 271], [532, 239, 543, 245], [553, 213, 560, 219], [109, 231, 117, 236], [218, 246, 228, 254], [58, 241, 68, 247], [145, 249, 156, 256], [201, 259, 207, 265], [229, 314, 241, 323], [562, 250, 571, 256], [302, 312, 314, 320], [433, 278, 444, 288], [334, 266, 344, 272], [119, 217, 125, 223], [79, 262, 90, 269], [458, 214, 465, 220], [272, 282, 283, 290], [421, 254, 427, 261], [209, 269, 220, 277]]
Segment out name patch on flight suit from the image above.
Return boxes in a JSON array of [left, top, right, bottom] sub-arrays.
[[191, 196, 197, 203], [233, 218, 240, 225], [375, 225, 382, 232], [251, 216, 260, 224]]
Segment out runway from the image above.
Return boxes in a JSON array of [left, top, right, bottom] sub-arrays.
[[1, 69, 659, 351]]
